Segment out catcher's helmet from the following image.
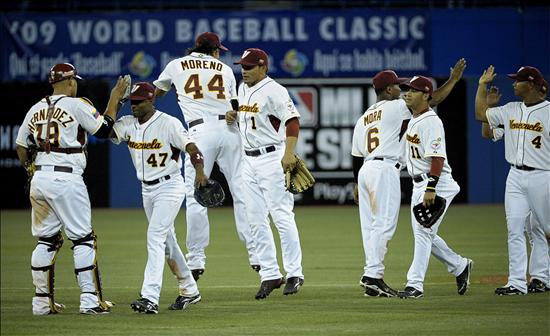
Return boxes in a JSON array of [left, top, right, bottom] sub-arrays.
[[194, 179, 225, 208]]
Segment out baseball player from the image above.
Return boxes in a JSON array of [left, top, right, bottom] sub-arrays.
[[111, 82, 206, 314], [475, 65, 550, 295], [15, 63, 129, 315], [153, 32, 258, 280], [482, 123, 550, 293], [398, 76, 472, 299], [226, 48, 304, 299], [351, 60, 466, 297]]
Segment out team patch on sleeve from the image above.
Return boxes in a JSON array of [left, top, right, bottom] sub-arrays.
[[430, 138, 442, 150]]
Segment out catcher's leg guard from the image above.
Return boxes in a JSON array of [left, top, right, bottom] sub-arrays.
[[31, 231, 64, 315], [71, 231, 111, 310]]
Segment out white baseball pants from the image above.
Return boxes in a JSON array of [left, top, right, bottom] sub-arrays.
[[358, 159, 401, 279], [406, 174, 468, 292], [242, 147, 304, 281], [504, 167, 550, 293], [184, 119, 257, 270], [141, 175, 198, 305]]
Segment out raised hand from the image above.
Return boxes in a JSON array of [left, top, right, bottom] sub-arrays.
[[487, 86, 502, 107], [479, 65, 497, 85], [450, 58, 466, 82]]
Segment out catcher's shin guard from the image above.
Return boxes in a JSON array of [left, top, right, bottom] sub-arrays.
[[31, 232, 64, 315], [71, 231, 111, 308]]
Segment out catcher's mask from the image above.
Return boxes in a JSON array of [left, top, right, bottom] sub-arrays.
[[194, 179, 225, 208]]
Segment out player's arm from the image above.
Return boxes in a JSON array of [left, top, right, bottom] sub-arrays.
[[95, 76, 130, 138], [475, 66, 500, 123], [16, 144, 29, 168], [423, 157, 444, 207], [282, 117, 299, 172], [154, 88, 168, 98], [430, 58, 466, 106], [352, 155, 363, 205], [481, 122, 493, 139], [185, 143, 208, 187]]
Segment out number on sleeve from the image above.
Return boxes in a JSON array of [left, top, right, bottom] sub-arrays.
[[531, 136, 542, 149]]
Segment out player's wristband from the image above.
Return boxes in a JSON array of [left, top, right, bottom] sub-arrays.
[[425, 174, 439, 192], [190, 150, 204, 167]]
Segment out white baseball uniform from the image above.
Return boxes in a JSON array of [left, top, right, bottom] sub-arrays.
[[112, 111, 199, 305], [16, 95, 109, 314], [404, 109, 468, 293], [486, 100, 550, 292], [236, 76, 304, 282], [154, 52, 257, 271], [351, 99, 410, 279]]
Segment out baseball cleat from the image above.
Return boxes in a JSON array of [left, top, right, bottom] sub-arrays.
[[494, 286, 526, 296], [456, 259, 473, 295], [398, 286, 424, 299], [131, 297, 159, 314], [251, 265, 261, 273], [528, 279, 550, 293], [80, 305, 111, 315], [283, 277, 304, 295], [191, 269, 204, 281], [359, 276, 397, 297], [168, 294, 201, 310], [255, 278, 285, 300]]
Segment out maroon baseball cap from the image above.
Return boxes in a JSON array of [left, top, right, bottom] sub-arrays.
[[195, 32, 228, 51], [372, 70, 408, 90], [234, 48, 268, 67], [49, 63, 82, 84], [508, 66, 548, 93], [401, 76, 433, 96], [129, 82, 155, 101]]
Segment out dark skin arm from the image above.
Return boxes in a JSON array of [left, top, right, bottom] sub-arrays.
[[185, 143, 208, 187], [423, 157, 444, 207], [430, 58, 466, 107]]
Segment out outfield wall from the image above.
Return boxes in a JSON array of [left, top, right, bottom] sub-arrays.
[[2, 7, 548, 208]]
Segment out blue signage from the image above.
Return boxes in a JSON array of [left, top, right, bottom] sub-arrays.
[[1, 10, 430, 81]]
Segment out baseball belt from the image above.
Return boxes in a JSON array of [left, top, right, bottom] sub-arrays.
[[245, 145, 276, 157], [143, 175, 171, 185], [35, 165, 73, 173], [513, 164, 536, 171], [188, 115, 226, 128], [372, 157, 401, 170]]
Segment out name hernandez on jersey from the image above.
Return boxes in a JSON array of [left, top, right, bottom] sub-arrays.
[[351, 99, 411, 160], [405, 110, 452, 177], [486, 101, 550, 170], [112, 111, 193, 182], [154, 52, 237, 122], [237, 77, 300, 150], [15, 95, 104, 170]]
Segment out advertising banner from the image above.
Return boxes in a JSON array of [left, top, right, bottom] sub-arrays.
[[2, 10, 430, 81]]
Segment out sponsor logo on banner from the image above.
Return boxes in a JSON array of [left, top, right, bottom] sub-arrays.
[[288, 87, 317, 127], [129, 51, 156, 78], [281, 49, 308, 77]]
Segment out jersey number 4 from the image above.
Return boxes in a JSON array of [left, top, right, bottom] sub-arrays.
[[184, 74, 225, 99], [531, 136, 542, 149], [147, 153, 168, 167]]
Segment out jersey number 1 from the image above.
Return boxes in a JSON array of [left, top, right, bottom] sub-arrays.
[[184, 74, 225, 99]]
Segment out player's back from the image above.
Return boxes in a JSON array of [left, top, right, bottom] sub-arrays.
[[352, 99, 410, 161], [155, 52, 236, 121]]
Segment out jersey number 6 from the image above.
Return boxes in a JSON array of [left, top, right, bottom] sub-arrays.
[[184, 74, 226, 99], [366, 128, 379, 153]]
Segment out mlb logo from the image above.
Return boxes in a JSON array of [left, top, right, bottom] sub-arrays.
[[288, 87, 317, 127]]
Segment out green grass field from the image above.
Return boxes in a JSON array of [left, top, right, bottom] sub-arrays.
[[1, 205, 548, 335]]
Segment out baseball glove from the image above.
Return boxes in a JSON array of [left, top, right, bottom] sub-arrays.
[[194, 179, 225, 207], [413, 195, 447, 228], [285, 154, 315, 194]]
